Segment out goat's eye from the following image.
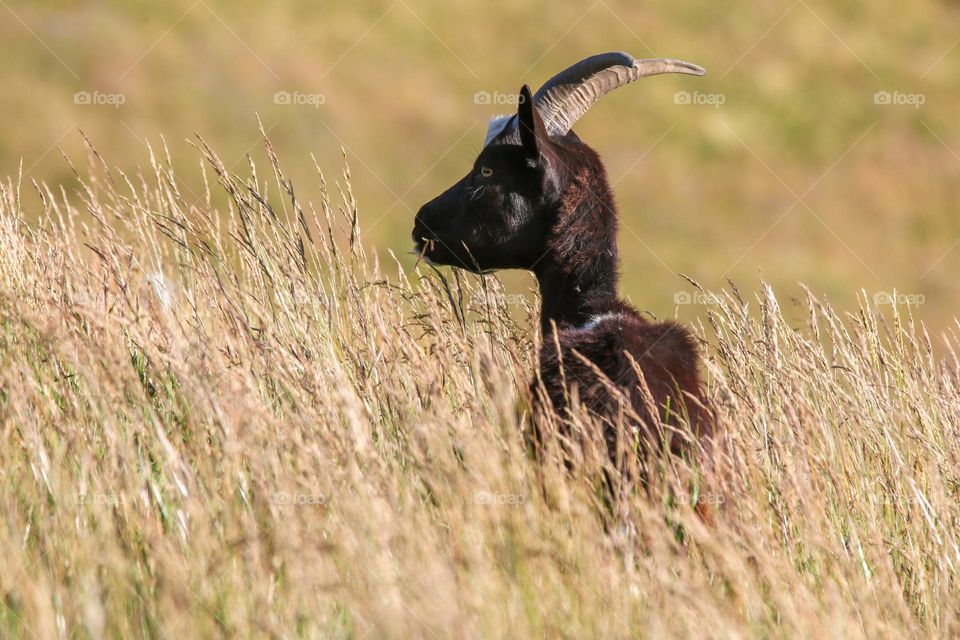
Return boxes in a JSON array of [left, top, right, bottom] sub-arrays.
[[479, 167, 494, 178]]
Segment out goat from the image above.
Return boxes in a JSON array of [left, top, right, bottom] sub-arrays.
[[412, 52, 712, 465]]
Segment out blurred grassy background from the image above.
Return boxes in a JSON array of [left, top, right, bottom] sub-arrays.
[[4, 0, 960, 331]]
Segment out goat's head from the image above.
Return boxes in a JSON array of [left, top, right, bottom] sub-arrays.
[[412, 52, 704, 274]]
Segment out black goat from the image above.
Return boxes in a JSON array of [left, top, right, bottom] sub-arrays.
[[412, 52, 712, 461]]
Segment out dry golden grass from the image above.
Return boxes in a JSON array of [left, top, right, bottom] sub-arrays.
[[1, 136, 958, 638]]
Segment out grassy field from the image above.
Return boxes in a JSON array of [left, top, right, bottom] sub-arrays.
[[0, 139, 958, 637], [3, 1, 960, 637]]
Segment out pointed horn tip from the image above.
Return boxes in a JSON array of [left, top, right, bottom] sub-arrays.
[[666, 60, 707, 76], [634, 58, 707, 76]]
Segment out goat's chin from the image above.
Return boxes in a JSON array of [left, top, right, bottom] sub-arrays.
[[411, 242, 452, 269], [459, 266, 496, 275], [411, 241, 500, 275], [439, 260, 492, 275], [456, 263, 499, 275]]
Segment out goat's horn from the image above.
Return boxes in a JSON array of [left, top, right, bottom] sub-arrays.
[[533, 52, 705, 136]]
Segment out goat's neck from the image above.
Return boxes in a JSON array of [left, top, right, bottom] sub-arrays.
[[534, 191, 619, 335], [535, 262, 618, 334]]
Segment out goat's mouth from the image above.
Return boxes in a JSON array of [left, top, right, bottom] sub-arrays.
[[411, 233, 492, 274], [411, 236, 438, 268]]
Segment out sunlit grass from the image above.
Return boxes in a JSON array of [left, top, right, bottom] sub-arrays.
[[0, 137, 957, 637]]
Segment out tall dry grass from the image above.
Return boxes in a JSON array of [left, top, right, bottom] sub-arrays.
[[0, 134, 958, 639]]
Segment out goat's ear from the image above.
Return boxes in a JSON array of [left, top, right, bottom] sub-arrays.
[[517, 85, 548, 162]]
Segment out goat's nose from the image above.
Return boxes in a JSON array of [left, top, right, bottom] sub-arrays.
[[412, 204, 437, 239]]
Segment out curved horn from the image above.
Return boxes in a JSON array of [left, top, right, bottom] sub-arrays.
[[533, 52, 705, 136]]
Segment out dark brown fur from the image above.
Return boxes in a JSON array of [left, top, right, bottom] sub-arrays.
[[413, 84, 712, 465], [535, 307, 710, 460]]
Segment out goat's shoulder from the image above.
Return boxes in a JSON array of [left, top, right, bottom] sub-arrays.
[[535, 302, 709, 440], [541, 303, 701, 390]]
